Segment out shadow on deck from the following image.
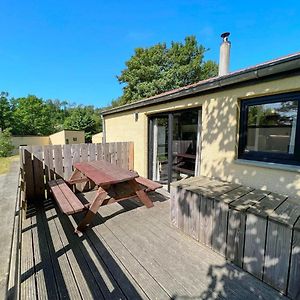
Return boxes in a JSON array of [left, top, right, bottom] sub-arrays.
[[15, 190, 287, 300]]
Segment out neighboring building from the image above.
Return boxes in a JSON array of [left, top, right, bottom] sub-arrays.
[[11, 130, 85, 154], [11, 136, 50, 154], [49, 130, 85, 145], [102, 35, 300, 197], [92, 132, 103, 143]]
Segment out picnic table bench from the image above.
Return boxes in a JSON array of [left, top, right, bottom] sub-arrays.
[[48, 160, 162, 235], [48, 179, 86, 215]]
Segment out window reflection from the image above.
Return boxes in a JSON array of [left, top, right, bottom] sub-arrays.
[[246, 101, 297, 154]]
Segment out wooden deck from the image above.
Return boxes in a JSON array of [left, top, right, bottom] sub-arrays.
[[18, 189, 287, 300]]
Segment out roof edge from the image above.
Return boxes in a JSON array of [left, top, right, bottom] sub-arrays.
[[102, 52, 300, 116]]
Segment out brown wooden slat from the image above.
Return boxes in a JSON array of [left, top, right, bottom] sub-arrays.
[[44, 145, 55, 182], [288, 220, 300, 299], [268, 197, 300, 227], [103, 143, 110, 162], [88, 143, 96, 161], [229, 189, 270, 212], [264, 220, 292, 293], [109, 142, 116, 165], [32, 145, 45, 200], [243, 213, 267, 280], [170, 186, 179, 228], [23, 146, 35, 202], [247, 192, 287, 217], [116, 142, 121, 167], [49, 207, 105, 299], [135, 176, 162, 191], [81, 143, 89, 162], [48, 180, 75, 214], [63, 144, 72, 180], [244, 193, 288, 280], [43, 208, 83, 299], [96, 143, 103, 161], [74, 160, 138, 186], [71, 144, 81, 165], [128, 142, 134, 170], [216, 186, 254, 204], [20, 216, 37, 300], [123, 142, 129, 170], [56, 179, 85, 213], [53, 145, 63, 179]]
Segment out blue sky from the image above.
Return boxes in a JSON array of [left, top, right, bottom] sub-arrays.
[[1, 1, 299, 108]]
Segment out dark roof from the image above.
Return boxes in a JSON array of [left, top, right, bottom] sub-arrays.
[[102, 52, 300, 116]]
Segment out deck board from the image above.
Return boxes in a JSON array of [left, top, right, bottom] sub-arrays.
[[42, 206, 83, 299], [19, 190, 287, 300], [102, 203, 277, 300], [20, 215, 37, 300]]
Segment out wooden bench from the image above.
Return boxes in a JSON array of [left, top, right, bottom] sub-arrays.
[[48, 179, 86, 215], [49, 176, 161, 216], [135, 176, 162, 192]]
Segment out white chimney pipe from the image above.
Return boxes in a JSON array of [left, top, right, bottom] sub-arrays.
[[218, 32, 231, 76]]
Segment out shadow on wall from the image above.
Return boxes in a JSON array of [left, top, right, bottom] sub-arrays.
[[200, 92, 300, 197]]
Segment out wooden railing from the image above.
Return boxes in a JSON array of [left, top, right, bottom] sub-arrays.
[[20, 142, 134, 202]]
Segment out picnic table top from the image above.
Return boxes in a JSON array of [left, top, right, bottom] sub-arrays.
[[74, 160, 139, 186]]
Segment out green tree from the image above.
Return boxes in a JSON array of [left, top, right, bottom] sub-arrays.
[[45, 99, 69, 132], [0, 92, 12, 131], [64, 107, 97, 142], [0, 128, 14, 157], [114, 36, 218, 106], [11, 95, 55, 135]]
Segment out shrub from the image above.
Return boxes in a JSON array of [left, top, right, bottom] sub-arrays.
[[0, 129, 14, 157]]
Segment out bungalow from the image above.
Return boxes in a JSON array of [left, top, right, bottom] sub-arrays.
[[102, 34, 300, 197], [11, 129, 85, 154]]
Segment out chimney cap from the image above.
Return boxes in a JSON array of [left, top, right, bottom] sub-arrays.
[[221, 32, 230, 40]]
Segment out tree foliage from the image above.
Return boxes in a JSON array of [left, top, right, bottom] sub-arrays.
[[0, 92, 102, 142], [11, 95, 55, 135], [63, 107, 97, 142], [113, 36, 218, 107], [0, 128, 14, 157], [0, 92, 12, 131]]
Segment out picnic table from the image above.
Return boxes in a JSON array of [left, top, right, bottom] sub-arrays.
[[50, 160, 161, 235]]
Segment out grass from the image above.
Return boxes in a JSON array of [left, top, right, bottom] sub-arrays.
[[0, 155, 19, 175]]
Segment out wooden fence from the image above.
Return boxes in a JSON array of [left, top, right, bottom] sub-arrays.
[[171, 176, 300, 299], [20, 142, 134, 202]]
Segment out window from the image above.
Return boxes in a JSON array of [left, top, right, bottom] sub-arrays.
[[66, 139, 69, 144], [73, 137, 77, 142], [239, 92, 300, 165]]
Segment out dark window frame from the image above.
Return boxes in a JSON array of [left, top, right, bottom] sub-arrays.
[[238, 92, 300, 165]]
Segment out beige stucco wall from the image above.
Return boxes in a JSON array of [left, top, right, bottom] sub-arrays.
[[64, 130, 85, 144], [49, 130, 85, 145], [104, 75, 300, 197], [11, 136, 50, 154], [49, 131, 65, 145], [92, 132, 103, 143]]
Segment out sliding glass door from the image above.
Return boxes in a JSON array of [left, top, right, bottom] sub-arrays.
[[149, 108, 201, 189], [172, 110, 199, 181], [151, 116, 169, 183]]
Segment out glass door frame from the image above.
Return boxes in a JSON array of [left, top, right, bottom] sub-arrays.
[[148, 108, 202, 191]]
